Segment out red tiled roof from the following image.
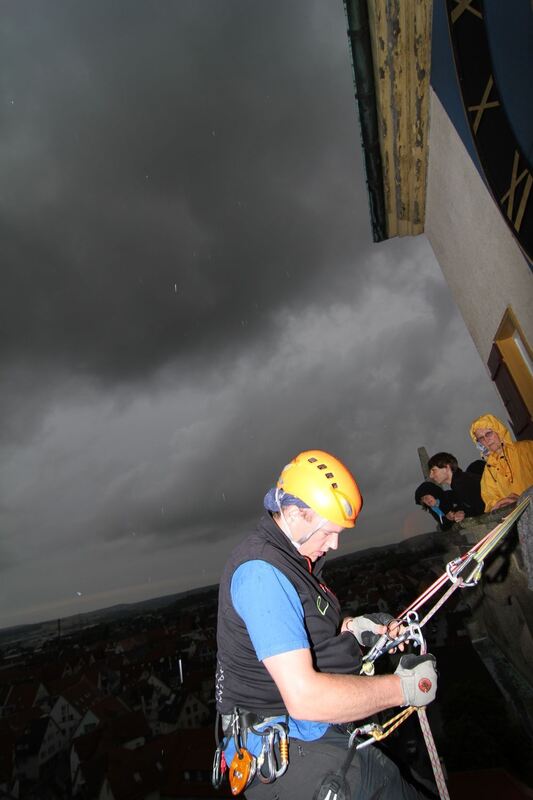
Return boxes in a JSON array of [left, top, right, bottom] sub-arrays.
[[107, 710, 150, 742], [0, 706, 43, 735], [72, 710, 151, 764], [87, 695, 130, 723], [62, 675, 101, 713], [0, 666, 34, 686], [72, 727, 102, 763], [4, 681, 43, 711]]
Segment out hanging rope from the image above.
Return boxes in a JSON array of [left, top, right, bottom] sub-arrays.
[[417, 708, 450, 800]]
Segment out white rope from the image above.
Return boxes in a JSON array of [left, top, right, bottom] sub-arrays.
[[417, 708, 450, 800]]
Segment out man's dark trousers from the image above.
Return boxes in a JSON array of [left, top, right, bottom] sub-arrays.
[[244, 727, 427, 799]]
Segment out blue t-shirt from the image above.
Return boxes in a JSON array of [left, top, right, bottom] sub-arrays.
[[224, 560, 329, 761]]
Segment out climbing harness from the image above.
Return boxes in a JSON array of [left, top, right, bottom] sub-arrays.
[[355, 497, 530, 800], [212, 709, 289, 794]]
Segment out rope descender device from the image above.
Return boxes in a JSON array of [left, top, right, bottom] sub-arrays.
[[228, 748, 256, 796], [360, 611, 425, 676]]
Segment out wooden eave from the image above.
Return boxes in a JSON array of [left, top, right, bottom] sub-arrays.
[[368, 0, 432, 237], [345, 0, 433, 240]]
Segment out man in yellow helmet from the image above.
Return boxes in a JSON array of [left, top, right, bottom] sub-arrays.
[[214, 450, 437, 799]]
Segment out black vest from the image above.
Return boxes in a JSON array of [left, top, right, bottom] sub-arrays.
[[215, 515, 361, 715]]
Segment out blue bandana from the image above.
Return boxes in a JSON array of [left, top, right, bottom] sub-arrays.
[[263, 488, 309, 513]]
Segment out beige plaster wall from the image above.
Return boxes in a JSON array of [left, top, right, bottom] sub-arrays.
[[425, 90, 533, 364]]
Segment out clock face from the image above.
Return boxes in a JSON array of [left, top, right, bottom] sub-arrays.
[[446, 0, 533, 262]]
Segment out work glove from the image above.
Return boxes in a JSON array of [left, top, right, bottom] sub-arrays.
[[346, 613, 394, 647], [395, 654, 438, 707]]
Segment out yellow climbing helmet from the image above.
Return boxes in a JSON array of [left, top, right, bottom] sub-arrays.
[[277, 450, 362, 528]]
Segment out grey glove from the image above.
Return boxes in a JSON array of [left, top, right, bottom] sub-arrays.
[[395, 654, 437, 707], [347, 613, 393, 647]]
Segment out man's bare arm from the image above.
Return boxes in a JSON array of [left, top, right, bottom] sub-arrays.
[[263, 648, 404, 724]]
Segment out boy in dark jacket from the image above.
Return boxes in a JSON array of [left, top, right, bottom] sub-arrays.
[[427, 452, 485, 519]]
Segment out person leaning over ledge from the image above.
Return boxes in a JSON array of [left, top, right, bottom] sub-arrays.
[[414, 480, 456, 531], [214, 450, 437, 799], [427, 452, 485, 522], [470, 414, 533, 512]]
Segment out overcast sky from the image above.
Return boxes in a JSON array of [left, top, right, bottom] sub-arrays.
[[0, 1, 507, 630]]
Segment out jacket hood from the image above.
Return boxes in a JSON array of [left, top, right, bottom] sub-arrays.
[[469, 414, 513, 447], [415, 481, 445, 505]]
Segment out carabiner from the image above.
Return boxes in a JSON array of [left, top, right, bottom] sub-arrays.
[[271, 722, 289, 778], [257, 728, 277, 783], [361, 631, 390, 671], [212, 744, 226, 789]]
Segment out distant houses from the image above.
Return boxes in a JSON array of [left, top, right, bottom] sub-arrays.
[[0, 590, 229, 798], [1, 537, 524, 798]]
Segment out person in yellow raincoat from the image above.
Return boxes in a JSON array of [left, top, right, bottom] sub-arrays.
[[469, 413, 533, 512]]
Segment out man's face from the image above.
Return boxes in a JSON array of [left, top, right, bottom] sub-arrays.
[[474, 427, 502, 454], [287, 508, 344, 561], [420, 494, 437, 508], [429, 465, 452, 485]]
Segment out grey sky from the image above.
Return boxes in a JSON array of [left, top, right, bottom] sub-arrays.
[[0, 1, 505, 629]]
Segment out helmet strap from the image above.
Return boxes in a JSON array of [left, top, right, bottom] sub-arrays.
[[275, 488, 326, 549]]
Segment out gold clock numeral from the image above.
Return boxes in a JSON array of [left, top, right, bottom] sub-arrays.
[[468, 76, 500, 134], [500, 151, 533, 233], [451, 0, 483, 24]]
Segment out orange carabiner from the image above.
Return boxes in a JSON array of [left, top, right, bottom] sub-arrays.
[[229, 748, 256, 796]]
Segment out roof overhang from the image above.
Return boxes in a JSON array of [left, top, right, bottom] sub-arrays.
[[344, 0, 433, 241]]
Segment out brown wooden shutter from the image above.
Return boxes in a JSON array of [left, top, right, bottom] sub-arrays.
[[488, 344, 533, 439]]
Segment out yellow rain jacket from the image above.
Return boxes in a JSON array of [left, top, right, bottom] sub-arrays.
[[469, 414, 533, 512]]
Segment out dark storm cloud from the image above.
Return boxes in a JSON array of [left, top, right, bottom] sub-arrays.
[[0, 2, 506, 628], [1, 0, 371, 384], [78, 239, 490, 552]]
